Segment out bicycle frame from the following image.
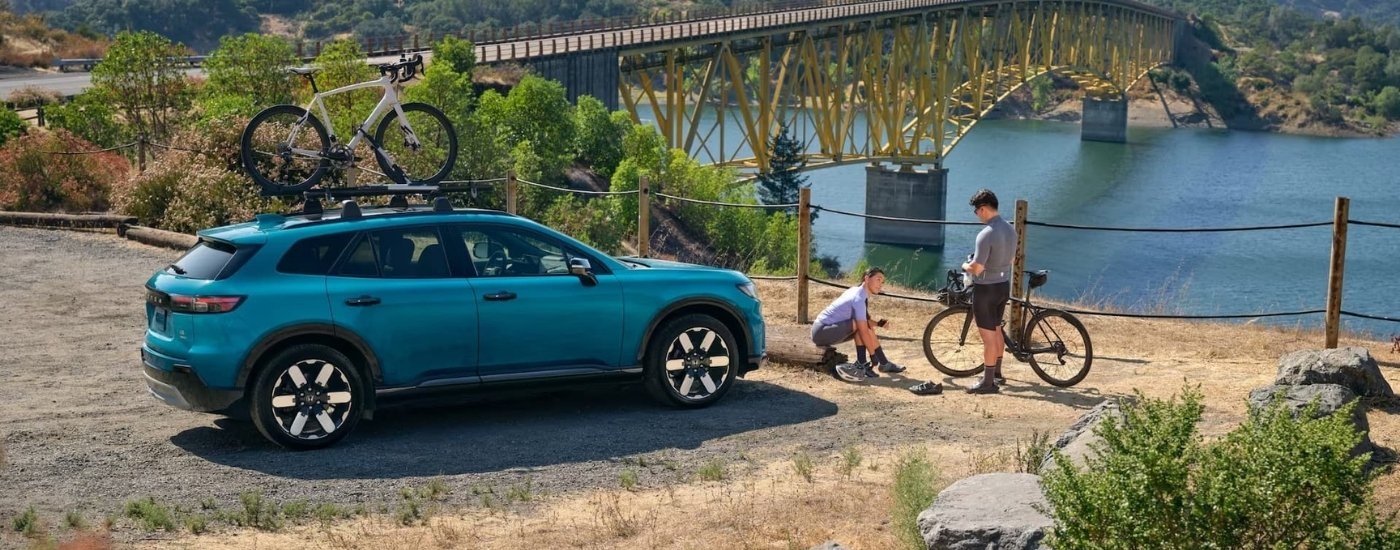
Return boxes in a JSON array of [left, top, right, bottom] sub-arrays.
[[289, 74, 421, 160], [945, 296, 1056, 363]]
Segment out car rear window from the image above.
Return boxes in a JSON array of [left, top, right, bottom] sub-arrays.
[[278, 233, 354, 275], [168, 240, 239, 280]]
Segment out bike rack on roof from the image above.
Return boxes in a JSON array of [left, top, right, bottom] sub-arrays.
[[281, 182, 490, 218]]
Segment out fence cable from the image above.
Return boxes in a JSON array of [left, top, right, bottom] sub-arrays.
[[1350, 220, 1400, 230], [1053, 307, 1327, 320], [46, 141, 137, 155], [516, 177, 640, 196], [145, 140, 208, 154], [655, 192, 795, 209], [439, 177, 509, 185], [1341, 310, 1400, 324], [1023, 220, 1333, 233], [807, 276, 945, 304]]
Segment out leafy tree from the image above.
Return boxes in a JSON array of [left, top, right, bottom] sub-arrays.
[[1029, 73, 1054, 112], [1373, 86, 1400, 119], [44, 92, 126, 148], [498, 75, 576, 186], [201, 33, 299, 112], [755, 121, 808, 216], [573, 96, 629, 177], [90, 30, 193, 143], [309, 39, 379, 140]]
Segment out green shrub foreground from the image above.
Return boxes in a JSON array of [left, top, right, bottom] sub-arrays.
[[1042, 387, 1400, 549]]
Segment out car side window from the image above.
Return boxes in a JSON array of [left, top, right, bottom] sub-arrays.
[[278, 233, 353, 275], [377, 228, 451, 279], [457, 226, 575, 278]]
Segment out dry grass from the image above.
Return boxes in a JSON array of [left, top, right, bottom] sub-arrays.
[[139, 279, 1400, 549]]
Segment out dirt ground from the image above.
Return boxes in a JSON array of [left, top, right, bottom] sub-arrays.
[[1, 226, 1398, 549]]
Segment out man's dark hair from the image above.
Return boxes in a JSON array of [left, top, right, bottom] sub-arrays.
[[863, 266, 885, 279], [969, 189, 999, 210]]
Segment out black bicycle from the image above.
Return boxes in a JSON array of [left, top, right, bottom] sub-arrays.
[[922, 269, 1093, 387]]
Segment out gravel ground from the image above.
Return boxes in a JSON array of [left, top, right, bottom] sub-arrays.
[[0, 226, 935, 543]]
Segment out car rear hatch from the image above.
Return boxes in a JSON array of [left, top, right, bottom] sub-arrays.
[[145, 237, 260, 358]]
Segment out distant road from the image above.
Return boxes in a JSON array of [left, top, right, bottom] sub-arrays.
[[0, 54, 423, 102], [0, 70, 98, 99]]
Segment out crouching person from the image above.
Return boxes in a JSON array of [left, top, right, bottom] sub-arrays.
[[810, 267, 904, 382]]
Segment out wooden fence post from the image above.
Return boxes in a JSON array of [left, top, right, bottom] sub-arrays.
[[137, 137, 147, 173], [638, 175, 651, 258], [505, 170, 518, 214], [1010, 199, 1028, 332], [1325, 196, 1349, 348], [797, 187, 812, 324]]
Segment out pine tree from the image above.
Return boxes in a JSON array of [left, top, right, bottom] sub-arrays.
[[756, 121, 811, 218]]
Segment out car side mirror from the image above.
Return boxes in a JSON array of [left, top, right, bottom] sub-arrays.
[[568, 258, 597, 287]]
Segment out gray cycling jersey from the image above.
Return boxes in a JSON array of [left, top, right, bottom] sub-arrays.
[[972, 214, 1016, 284]]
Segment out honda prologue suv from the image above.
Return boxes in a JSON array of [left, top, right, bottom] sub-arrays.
[[142, 198, 765, 450]]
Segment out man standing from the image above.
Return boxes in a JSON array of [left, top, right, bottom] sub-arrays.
[[810, 267, 904, 381], [963, 189, 1016, 394]]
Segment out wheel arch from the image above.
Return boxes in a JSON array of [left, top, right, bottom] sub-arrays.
[[238, 324, 382, 408], [636, 299, 751, 371]]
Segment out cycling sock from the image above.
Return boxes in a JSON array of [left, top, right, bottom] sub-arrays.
[[856, 346, 868, 364], [871, 347, 889, 365]]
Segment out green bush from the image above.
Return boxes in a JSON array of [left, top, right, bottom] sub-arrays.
[[0, 129, 130, 212], [1042, 387, 1400, 550], [0, 108, 26, 147], [43, 92, 128, 148]]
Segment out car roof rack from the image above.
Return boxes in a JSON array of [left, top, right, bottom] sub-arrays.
[[262, 183, 492, 202]]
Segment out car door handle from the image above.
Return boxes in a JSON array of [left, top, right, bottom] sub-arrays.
[[345, 295, 381, 306], [484, 291, 517, 301]]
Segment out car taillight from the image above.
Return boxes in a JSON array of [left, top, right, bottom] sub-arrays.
[[169, 295, 245, 313]]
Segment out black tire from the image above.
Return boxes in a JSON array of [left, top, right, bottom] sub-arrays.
[[1024, 310, 1093, 387], [644, 314, 739, 408], [240, 105, 330, 194], [373, 102, 457, 185], [922, 306, 986, 377], [249, 344, 366, 450]]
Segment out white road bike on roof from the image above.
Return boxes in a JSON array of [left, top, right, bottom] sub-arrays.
[[239, 53, 458, 195]]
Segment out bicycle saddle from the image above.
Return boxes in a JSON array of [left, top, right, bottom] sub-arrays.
[[288, 66, 320, 76]]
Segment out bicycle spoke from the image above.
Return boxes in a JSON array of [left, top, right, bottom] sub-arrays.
[[1024, 310, 1092, 387]]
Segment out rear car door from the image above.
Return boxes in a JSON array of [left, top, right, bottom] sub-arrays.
[[325, 226, 479, 387], [452, 224, 625, 379]]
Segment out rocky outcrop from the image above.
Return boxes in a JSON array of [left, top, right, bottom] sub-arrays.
[[1040, 399, 1123, 473], [917, 473, 1052, 550]]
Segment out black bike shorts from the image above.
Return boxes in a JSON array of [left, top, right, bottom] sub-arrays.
[[972, 282, 1011, 330]]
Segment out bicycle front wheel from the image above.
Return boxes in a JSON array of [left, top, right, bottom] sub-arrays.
[[374, 102, 457, 185], [922, 306, 985, 377], [1024, 310, 1093, 387], [240, 104, 330, 194]]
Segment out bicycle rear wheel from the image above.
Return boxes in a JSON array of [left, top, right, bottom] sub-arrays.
[[240, 105, 330, 194], [922, 306, 985, 377], [1023, 310, 1093, 387], [374, 102, 457, 185]]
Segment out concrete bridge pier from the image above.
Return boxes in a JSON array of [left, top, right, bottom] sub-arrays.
[[1081, 97, 1128, 142], [864, 164, 947, 249], [525, 48, 621, 109]]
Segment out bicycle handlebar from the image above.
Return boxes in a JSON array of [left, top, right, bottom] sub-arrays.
[[378, 53, 424, 83]]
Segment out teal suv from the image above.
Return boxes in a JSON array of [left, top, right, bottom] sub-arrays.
[[142, 199, 765, 450]]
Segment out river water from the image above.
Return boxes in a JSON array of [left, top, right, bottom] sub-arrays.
[[798, 119, 1400, 338]]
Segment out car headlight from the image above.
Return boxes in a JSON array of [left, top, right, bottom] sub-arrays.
[[737, 282, 758, 299]]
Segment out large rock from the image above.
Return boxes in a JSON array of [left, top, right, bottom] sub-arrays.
[[1040, 400, 1123, 473], [1274, 347, 1393, 398], [1247, 383, 1374, 458], [917, 473, 1051, 550]]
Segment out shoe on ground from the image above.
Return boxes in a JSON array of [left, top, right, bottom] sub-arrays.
[[908, 381, 942, 395], [860, 362, 879, 378], [877, 361, 906, 374], [966, 378, 1000, 394], [991, 366, 1005, 384], [835, 363, 867, 383]]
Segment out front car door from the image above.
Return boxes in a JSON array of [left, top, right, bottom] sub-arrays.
[[450, 224, 625, 381], [325, 226, 479, 387]]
